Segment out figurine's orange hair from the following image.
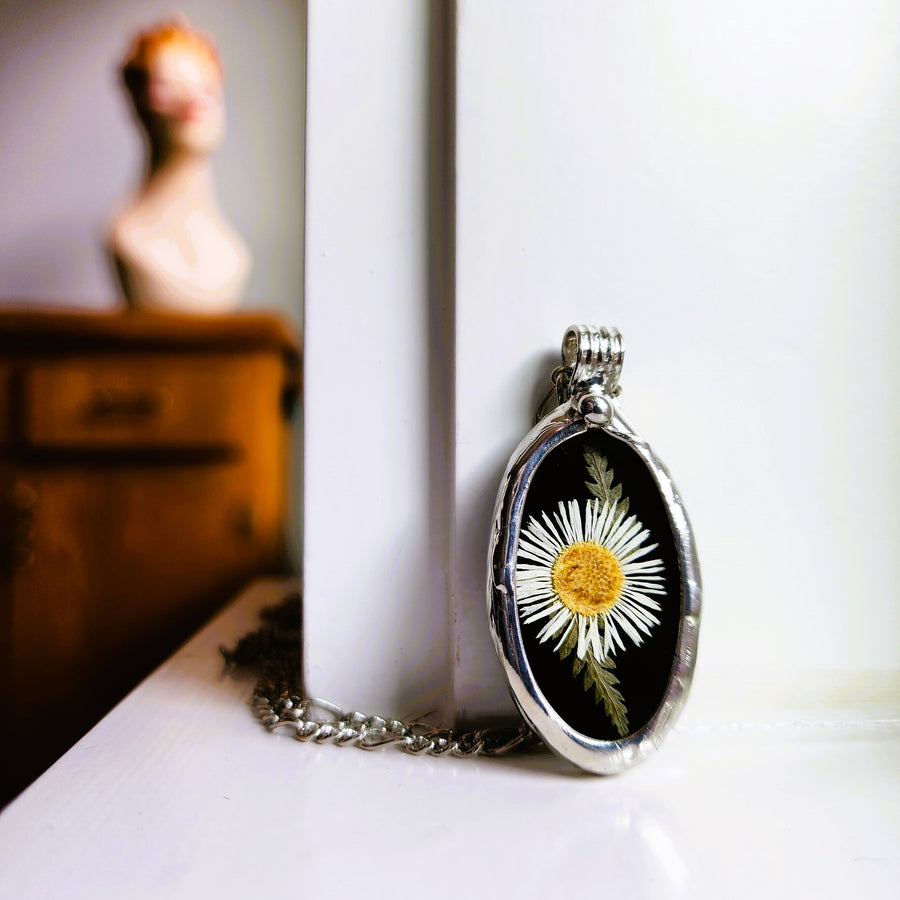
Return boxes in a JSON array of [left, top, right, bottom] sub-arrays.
[[121, 19, 222, 103]]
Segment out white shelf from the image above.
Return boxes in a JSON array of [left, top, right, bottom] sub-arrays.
[[1, 579, 896, 899]]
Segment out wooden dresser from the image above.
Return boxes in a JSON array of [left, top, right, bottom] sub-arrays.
[[0, 310, 301, 804]]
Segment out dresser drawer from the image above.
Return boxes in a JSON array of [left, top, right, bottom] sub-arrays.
[[19, 354, 270, 450]]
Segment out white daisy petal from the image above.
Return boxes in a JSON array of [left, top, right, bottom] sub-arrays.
[[569, 499, 584, 542], [521, 593, 560, 612], [619, 540, 659, 564], [576, 614, 589, 659], [556, 501, 576, 544], [607, 520, 644, 555], [611, 603, 649, 644], [519, 592, 552, 607], [522, 606, 556, 625], [618, 598, 659, 629], [624, 571, 664, 586], [537, 606, 572, 642], [623, 590, 663, 611], [520, 592, 558, 611], [588, 616, 602, 659], [531, 516, 564, 551], [518, 548, 556, 568], [516, 576, 555, 591], [552, 618, 576, 652], [629, 601, 657, 631], [519, 592, 552, 606], [516, 583, 553, 598], [517, 569, 553, 584], [593, 503, 618, 544], [602, 617, 614, 657], [539, 510, 566, 549], [519, 531, 559, 564], [604, 512, 636, 544], [621, 558, 664, 575], [625, 578, 666, 596], [605, 615, 627, 654], [583, 498, 597, 537]]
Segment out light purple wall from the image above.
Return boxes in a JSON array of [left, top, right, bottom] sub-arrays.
[[0, 0, 304, 320]]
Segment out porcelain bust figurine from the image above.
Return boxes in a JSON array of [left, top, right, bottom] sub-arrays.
[[109, 19, 251, 312]]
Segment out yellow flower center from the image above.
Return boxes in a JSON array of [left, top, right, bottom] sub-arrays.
[[551, 541, 624, 616]]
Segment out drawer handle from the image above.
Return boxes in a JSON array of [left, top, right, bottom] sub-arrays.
[[84, 387, 174, 420]]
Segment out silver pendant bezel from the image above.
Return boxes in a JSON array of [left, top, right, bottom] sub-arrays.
[[487, 399, 701, 774]]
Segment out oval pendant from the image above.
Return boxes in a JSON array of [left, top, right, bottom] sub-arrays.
[[488, 326, 701, 773]]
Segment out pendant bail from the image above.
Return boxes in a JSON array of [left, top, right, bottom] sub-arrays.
[[534, 325, 624, 424], [562, 324, 624, 399]]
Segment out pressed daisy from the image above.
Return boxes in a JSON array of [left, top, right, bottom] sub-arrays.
[[516, 498, 665, 662]]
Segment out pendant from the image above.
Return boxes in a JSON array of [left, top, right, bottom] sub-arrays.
[[488, 325, 701, 773]]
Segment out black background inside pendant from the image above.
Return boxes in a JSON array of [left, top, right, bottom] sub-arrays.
[[519, 430, 681, 742]]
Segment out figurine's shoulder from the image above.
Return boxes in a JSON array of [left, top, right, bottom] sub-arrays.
[[107, 202, 156, 263]]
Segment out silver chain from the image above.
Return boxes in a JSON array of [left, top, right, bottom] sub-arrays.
[[224, 592, 543, 759], [252, 690, 542, 758]]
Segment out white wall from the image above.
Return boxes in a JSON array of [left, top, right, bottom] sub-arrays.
[[454, 0, 900, 714], [302, 1, 454, 719], [301, 1, 899, 725], [0, 0, 304, 317]]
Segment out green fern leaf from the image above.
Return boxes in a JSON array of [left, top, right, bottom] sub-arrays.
[[549, 589, 630, 737], [583, 447, 614, 503], [584, 654, 629, 737], [584, 447, 631, 521]]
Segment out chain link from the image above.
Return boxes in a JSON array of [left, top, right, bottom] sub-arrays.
[[224, 592, 544, 760], [252, 691, 541, 757]]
